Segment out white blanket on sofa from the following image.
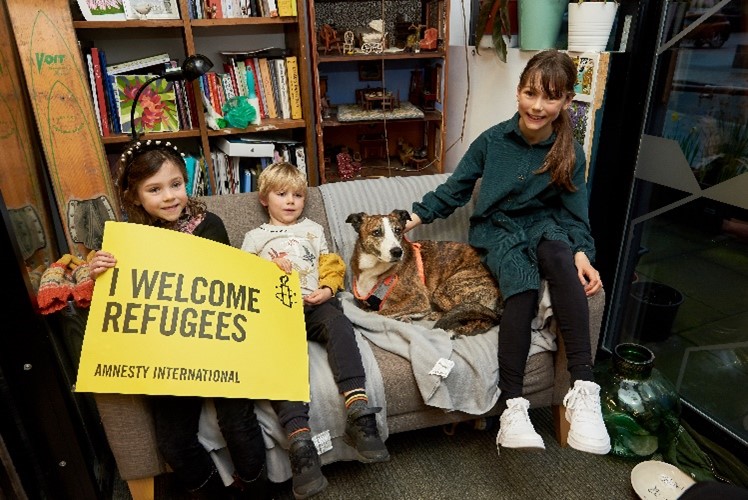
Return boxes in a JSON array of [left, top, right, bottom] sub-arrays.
[[197, 330, 388, 484], [339, 288, 557, 416]]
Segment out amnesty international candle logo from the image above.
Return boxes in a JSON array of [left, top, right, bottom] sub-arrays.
[[75, 221, 309, 401]]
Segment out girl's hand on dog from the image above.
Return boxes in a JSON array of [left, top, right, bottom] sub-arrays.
[[574, 251, 602, 297], [304, 286, 333, 305], [404, 212, 422, 233], [272, 257, 293, 274], [89, 250, 117, 280]]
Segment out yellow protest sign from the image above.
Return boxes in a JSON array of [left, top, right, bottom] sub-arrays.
[[75, 221, 309, 401]]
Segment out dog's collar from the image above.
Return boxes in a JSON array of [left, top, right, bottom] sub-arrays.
[[353, 242, 425, 311], [353, 274, 398, 310]]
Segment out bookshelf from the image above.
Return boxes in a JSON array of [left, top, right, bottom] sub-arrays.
[[307, 0, 449, 183], [70, 0, 318, 191]]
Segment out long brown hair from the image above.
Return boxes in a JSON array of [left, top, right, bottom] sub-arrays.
[[518, 50, 578, 191], [117, 141, 205, 226]]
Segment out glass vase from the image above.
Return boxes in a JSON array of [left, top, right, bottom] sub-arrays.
[[596, 343, 681, 460]]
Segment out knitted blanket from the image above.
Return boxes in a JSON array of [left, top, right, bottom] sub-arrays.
[[339, 290, 556, 416]]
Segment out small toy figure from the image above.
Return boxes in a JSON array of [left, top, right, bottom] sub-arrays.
[[343, 30, 356, 54], [204, 0, 217, 18]]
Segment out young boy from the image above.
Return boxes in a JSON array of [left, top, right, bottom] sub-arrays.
[[241, 162, 389, 499]]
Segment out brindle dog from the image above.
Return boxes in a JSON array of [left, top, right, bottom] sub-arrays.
[[346, 210, 503, 335]]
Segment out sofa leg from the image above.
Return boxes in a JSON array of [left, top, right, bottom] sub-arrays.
[[127, 477, 155, 500], [553, 404, 570, 447]]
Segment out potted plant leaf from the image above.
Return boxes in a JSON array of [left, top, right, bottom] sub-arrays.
[[474, 0, 511, 61]]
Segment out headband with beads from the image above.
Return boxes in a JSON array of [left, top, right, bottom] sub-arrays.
[[120, 139, 186, 165]]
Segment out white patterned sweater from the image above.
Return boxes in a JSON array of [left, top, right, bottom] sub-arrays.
[[241, 217, 327, 296]]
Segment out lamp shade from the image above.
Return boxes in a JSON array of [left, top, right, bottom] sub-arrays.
[[131, 54, 213, 139], [163, 54, 213, 82]]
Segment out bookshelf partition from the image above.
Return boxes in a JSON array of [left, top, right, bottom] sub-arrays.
[[70, 0, 317, 191], [307, 0, 449, 183]]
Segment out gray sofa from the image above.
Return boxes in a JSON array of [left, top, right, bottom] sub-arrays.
[[94, 174, 604, 499]]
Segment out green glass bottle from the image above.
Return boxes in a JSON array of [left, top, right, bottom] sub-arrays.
[[596, 343, 681, 459]]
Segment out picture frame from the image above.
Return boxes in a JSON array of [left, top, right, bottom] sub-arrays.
[[122, 0, 181, 20], [358, 61, 382, 81], [76, 0, 127, 21]]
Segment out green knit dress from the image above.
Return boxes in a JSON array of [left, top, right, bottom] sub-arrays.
[[412, 113, 595, 299]]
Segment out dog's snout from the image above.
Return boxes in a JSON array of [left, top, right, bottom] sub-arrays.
[[390, 247, 403, 260]]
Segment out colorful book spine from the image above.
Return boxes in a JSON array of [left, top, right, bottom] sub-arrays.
[[273, 58, 291, 119], [285, 56, 302, 120], [90, 48, 110, 136], [99, 50, 121, 134], [235, 60, 249, 97], [257, 58, 277, 118], [276, 0, 292, 16], [246, 59, 267, 118]]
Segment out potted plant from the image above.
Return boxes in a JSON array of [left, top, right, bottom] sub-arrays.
[[568, 0, 620, 52], [474, 0, 511, 61], [475, 0, 568, 59]]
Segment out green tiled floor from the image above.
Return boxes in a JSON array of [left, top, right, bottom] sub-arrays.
[[623, 210, 748, 443]]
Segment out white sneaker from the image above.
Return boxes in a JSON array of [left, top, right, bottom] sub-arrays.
[[563, 380, 612, 455], [495, 397, 545, 454]]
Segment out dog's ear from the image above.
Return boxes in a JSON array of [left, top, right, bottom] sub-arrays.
[[393, 209, 412, 226], [346, 213, 365, 233]]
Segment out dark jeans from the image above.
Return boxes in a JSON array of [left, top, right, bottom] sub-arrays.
[[274, 297, 367, 430], [498, 239, 593, 405], [152, 395, 265, 491]]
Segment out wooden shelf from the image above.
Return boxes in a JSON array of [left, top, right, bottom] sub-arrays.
[[321, 110, 442, 128], [308, 0, 448, 184], [207, 119, 307, 135], [318, 51, 445, 63], [71, 0, 317, 188], [191, 17, 297, 27], [73, 20, 184, 29], [73, 18, 295, 29], [101, 129, 202, 144]]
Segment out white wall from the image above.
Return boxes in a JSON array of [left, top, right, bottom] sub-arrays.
[[444, 0, 536, 171]]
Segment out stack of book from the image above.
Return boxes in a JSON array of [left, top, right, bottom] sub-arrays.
[[201, 49, 302, 122], [186, 0, 297, 20], [84, 49, 198, 137], [211, 136, 306, 194]]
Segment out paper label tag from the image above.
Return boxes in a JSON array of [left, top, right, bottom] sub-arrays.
[[429, 357, 455, 378], [312, 429, 333, 455]]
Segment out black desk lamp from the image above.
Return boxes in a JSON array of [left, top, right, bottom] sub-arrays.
[[129, 54, 213, 140]]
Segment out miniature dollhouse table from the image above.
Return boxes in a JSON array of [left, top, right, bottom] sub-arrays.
[[363, 90, 396, 110]]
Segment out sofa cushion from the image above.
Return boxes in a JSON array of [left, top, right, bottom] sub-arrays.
[[201, 188, 331, 250]]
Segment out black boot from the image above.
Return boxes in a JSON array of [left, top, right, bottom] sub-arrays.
[[289, 439, 328, 499], [345, 406, 390, 463]]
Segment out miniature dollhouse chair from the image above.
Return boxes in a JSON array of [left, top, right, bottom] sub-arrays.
[[419, 27, 438, 51], [343, 30, 355, 54], [319, 24, 343, 54]]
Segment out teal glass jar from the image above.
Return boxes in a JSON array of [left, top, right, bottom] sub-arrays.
[[596, 343, 681, 459]]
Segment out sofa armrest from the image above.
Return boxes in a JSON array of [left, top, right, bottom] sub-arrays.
[[551, 289, 605, 406], [94, 393, 166, 481]]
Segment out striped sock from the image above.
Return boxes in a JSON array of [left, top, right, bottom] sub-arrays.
[[344, 388, 368, 415], [288, 427, 311, 443], [286, 416, 311, 443]]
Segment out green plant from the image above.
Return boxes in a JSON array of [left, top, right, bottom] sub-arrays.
[[698, 118, 748, 184], [474, 0, 510, 62]]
